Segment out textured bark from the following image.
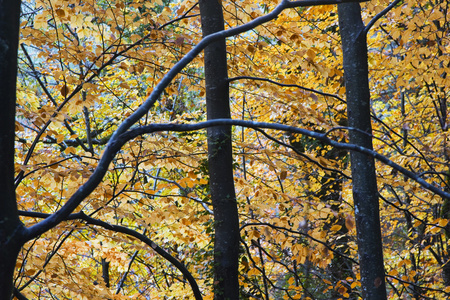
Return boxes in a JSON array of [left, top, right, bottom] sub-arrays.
[[0, 0, 27, 298], [338, 3, 387, 300], [199, 1, 240, 299]]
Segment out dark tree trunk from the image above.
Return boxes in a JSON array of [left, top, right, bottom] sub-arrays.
[[338, 3, 387, 300], [322, 167, 355, 298], [0, 0, 27, 298], [199, 1, 240, 299]]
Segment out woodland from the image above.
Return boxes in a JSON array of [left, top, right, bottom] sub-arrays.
[[0, 0, 449, 299]]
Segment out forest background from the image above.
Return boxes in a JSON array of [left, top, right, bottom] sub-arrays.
[[1, 0, 450, 299]]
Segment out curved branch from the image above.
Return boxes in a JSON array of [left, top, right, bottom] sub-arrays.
[[121, 119, 450, 199], [19, 210, 203, 300], [13, 289, 29, 300], [254, 127, 351, 180], [228, 75, 345, 103], [362, 0, 402, 36]]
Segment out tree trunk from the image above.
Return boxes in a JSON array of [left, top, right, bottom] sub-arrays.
[[338, 3, 387, 300], [0, 0, 27, 298], [199, 1, 240, 299]]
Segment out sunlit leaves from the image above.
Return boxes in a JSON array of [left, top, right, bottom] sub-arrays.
[[14, 0, 450, 298]]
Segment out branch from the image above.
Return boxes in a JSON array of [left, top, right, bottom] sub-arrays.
[[121, 119, 450, 199], [13, 288, 29, 300], [42, 137, 110, 146], [253, 127, 351, 179], [140, 172, 213, 214], [116, 250, 139, 294], [19, 210, 203, 300], [362, 0, 403, 36], [230, 75, 446, 188], [287, 0, 369, 6], [228, 75, 345, 103], [241, 222, 358, 265], [385, 274, 450, 296]]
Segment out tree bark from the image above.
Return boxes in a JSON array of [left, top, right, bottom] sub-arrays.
[[0, 0, 27, 298], [338, 3, 387, 300], [199, 1, 240, 299]]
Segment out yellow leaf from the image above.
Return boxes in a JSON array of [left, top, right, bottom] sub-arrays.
[[248, 268, 259, 276], [374, 5, 384, 14], [119, 82, 130, 89], [64, 147, 77, 154], [56, 134, 65, 143], [25, 269, 37, 276], [438, 219, 449, 227], [398, 259, 411, 267], [34, 14, 48, 30]]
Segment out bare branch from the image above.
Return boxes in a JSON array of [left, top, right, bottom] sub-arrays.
[[228, 75, 345, 103], [121, 119, 450, 200]]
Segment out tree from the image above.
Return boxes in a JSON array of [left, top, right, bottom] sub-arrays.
[[338, 2, 386, 299], [0, 0, 26, 296], [2, 0, 450, 299], [199, 0, 239, 298]]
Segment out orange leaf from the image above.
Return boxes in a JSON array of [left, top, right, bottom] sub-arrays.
[[330, 224, 342, 231], [55, 9, 66, 18]]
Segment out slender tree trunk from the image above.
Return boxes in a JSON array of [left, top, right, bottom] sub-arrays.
[[338, 3, 387, 300], [199, 1, 240, 299], [322, 170, 355, 298], [0, 0, 27, 298]]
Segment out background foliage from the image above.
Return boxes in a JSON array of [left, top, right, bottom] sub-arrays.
[[13, 0, 450, 299]]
